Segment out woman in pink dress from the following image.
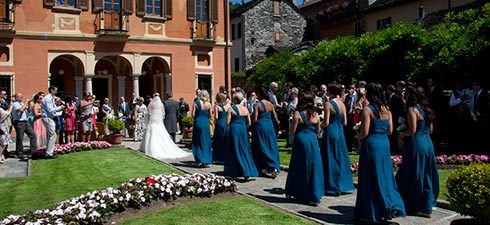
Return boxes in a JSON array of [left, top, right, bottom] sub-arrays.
[[64, 97, 77, 144], [32, 94, 47, 150]]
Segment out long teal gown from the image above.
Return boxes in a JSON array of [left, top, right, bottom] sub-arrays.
[[224, 105, 258, 178], [354, 104, 406, 222], [285, 111, 324, 204], [192, 100, 212, 164], [212, 105, 228, 163], [396, 105, 439, 214], [251, 101, 281, 174], [320, 100, 354, 195]]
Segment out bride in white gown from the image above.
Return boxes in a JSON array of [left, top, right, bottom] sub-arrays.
[[139, 94, 191, 159]]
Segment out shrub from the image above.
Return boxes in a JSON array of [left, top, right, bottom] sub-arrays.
[[181, 116, 194, 128], [446, 163, 490, 222], [107, 119, 125, 134]]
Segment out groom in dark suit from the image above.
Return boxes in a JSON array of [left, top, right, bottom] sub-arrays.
[[164, 92, 180, 142]]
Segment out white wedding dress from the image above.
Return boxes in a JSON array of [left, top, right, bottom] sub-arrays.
[[139, 96, 191, 159]]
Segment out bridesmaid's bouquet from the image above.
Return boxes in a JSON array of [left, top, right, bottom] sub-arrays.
[[353, 122, 361, 131]]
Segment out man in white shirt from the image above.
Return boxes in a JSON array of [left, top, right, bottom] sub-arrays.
[[41, 86, 64, 158], [12, 93, 37, 161]]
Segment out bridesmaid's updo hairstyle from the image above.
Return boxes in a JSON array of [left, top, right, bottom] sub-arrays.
[[198, 90, 210, 102], [257, 87, 268, 100], [328, 82, 342, 97], [406, 86, 435, 122], [216, 93, 227, 105], [365, 82, 388, 113], [298, 92, 315, 120], [232, 91, 244, 105]]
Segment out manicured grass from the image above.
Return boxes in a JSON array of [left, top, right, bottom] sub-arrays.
[[121, 196, 315, 225], [0, 148, 181, 218], [277, 139, 292, 166], [438, 169, 455, 201]]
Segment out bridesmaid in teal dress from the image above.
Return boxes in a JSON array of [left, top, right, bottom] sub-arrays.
[[320, 83, 354, 196], [354, 83, 405, 223], [224, 92, 258, 179], [285, 92, 324, 206], [251, 88, 280, 178], [396, 86, 439, 218], [192, 90, 212, 167], [212, 93, 229, 163]]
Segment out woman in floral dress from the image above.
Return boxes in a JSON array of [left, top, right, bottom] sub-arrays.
[[0, 102, 12, 164], [133, 97, 147, 141]]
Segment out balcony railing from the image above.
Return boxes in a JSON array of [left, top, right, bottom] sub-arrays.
[[191, 21, 215, 47], [317, 0, 360, 24], [96, 11, 129, 37]]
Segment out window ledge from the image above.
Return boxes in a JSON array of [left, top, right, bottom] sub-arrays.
[[52, 6, 82, 14], [143, 15, 166, 23]]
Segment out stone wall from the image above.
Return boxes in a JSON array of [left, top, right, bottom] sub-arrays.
[[243, 0, 306, 69]]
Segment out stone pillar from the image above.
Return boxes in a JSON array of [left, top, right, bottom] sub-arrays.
[[117, 76, 126, 99], [48, 73, 51, 87], [85, 74, 95, 94], [132, 73, 142, 97], [74, 76, 84, 98], [165, 73, 172, 94]]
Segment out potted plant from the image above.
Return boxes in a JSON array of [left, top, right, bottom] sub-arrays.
[[107, 118, 125, 144], [181, 116, 194, 139]]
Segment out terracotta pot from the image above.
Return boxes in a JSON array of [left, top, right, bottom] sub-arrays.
[[183, 127, 193, 139], [108, 133, 124, 144]]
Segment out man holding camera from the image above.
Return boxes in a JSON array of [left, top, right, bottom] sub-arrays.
[[80, 92, 95, 142], [41, 86, 64, 159]]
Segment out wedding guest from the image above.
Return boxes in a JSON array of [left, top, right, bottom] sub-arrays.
[[387, 84, 404, 153], [251, 88, 280, 178], [247, 92, 258, 115], [133, 97, 147, 142], [224, 92, 258, 179], [117, 96, 131, 137], [396, 86, 439, 219], [0, 90, 9, 110], [354, 83, 405, 223], [212, 93, 230, 163], [41, 86, 64, 159], [448, 80, 472, 153], [0, 100, 13, 164], [192, 90, 212, 168], [178, 97, 190, 133], [32, 94, 47, 149], [287, 87, 299, 146], [285, 92, 324, 206], [470, 79, 489, 153], [54, 97, 64, 144], [80, 92, 95, 142], [320, 83, 354, 196], [101, 97, 114, 134], [64, 96, 77, 144], [128, 92, 138, 138], [13, 93, 37, 161]]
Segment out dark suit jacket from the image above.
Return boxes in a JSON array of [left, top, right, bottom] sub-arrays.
[[164, 98, 180, 134], [117, 101, 131, 118], [388, 93, 404, 125], [179, 101, 190, 119], [475, 89, 490, 120]]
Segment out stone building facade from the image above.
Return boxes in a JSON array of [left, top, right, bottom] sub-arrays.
[[231, 0, 306, 71]]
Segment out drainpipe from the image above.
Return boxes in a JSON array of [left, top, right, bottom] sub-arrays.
[[224, 0, 230, 93]]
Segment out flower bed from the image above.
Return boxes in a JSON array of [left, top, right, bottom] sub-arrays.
[[350, 154, 490, 173], [1, 173, 237, 225], [54, 141, 112, 154]]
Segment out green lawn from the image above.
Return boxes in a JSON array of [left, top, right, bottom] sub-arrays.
[[438, 169, 455, 201], [122, 196, 314, 225], [0, 148, 181, 218]]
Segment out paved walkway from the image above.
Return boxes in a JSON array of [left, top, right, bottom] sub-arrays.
[[0, 139, 30, 178], [123, 136, 464, 225]]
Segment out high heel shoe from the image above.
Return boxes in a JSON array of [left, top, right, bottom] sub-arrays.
[[0, 155, 5, 164]]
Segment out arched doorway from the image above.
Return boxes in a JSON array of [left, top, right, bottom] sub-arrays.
[[49, 55, 84, 98], [140, 57, 170, 99], [94, 56, 132, 106]]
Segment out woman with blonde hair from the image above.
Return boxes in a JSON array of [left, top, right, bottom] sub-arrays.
[[192, 90, 212, 167], [212, 92, 230, 163]]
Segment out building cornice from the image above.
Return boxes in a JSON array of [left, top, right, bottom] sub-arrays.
[[13, 31, 231, 47]]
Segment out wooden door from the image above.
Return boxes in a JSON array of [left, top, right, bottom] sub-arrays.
[[104, 0, 122, 30], [196, 0, 209, 39], [0, 0, 7, 21]]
